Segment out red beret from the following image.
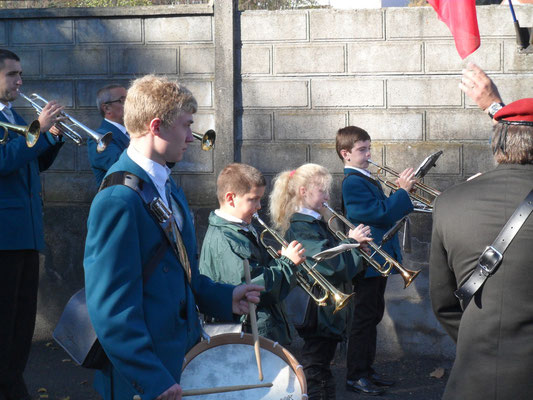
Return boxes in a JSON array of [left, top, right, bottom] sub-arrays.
[[494, 98, 533, 123]]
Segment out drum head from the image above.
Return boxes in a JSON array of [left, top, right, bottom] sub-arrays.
[[181, 333, 306, 399]]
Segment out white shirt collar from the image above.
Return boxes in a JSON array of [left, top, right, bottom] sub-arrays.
[[214, 209, 247, 225], [1, 102, 15, 123], [345, 165, 374, 179], [298, 207, 322, 220], [127, 145, 171, 206], [104, 118, 129, 138]]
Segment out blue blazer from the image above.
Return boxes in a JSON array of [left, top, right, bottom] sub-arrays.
[[87, 119, 129, 187], [342, 168, 413, 278], [0, 109, 63, 251], [84, 152, 235, 400]]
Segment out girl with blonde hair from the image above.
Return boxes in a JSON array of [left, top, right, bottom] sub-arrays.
[[269, 163, 371, 400]]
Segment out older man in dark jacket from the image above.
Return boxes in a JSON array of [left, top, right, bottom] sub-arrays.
[[430, 98, 533, 400]]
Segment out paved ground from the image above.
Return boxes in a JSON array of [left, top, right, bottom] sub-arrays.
[[25, 337, 451, 400]]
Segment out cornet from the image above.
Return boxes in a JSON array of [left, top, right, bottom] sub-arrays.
[[0, 120, 40, 147], [252, 213, 354, 314], [192, 129, 215, 151], [367, 159, 441, 213], [19, 92, 112, 153], [322, 202, 420, 288]]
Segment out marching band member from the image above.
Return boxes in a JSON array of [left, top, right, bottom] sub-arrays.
[[269, 163, 370, 400], [83, 76, 262, 400], [199, 162, 305, 345], [0, 48, 65, 400], [87, 84, 129, 186], [336, 126, 416, 396]]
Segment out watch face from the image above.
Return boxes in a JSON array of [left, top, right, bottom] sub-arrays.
[[488, 102, 504, 117]]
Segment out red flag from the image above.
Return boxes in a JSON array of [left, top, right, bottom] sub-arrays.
[[428, 0, 480, 59]]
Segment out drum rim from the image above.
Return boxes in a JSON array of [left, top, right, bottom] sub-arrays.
[[182, 332, 307, 396]]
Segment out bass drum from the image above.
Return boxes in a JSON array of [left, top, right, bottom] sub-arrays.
[[181, 333, 307, 399]]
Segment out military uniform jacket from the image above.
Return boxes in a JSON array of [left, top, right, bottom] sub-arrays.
[[342, 168, 413, 277], [199, 212, 298, 345], [0, 109, 63, 251], [285, 213, 363, 340], [430, 164, 533, 400], [87, 119, 129, 187], [84, 153, 235, 400]]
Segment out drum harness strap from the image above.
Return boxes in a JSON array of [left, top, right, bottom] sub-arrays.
[[101, 172, 211, 342], [101, 171, 190, 283], [454, 189, 533, 309]]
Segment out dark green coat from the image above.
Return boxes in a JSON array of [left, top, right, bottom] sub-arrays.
[[285, 213, 364, 340], [199, 212, 298, 345]]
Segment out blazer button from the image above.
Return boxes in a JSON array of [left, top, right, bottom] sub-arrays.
[[163, 266, 169, 273]]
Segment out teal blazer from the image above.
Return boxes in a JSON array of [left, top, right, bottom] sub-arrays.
[[84, 152, 235, 400], [342, 168, 413, 278], [0, 109, 63, 251], [87, 119, 129, 187]]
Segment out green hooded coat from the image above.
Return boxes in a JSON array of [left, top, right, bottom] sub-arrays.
[[199, 212, 298, 345]]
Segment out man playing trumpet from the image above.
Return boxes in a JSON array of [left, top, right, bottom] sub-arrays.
[[88, 83, 129, 186], [0, 48, 66, 400]]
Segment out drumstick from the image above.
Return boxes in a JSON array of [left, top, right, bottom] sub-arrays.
[[132, 383, 273, 399], [183, 382, 272, 396], [243, 258, 263, 381]]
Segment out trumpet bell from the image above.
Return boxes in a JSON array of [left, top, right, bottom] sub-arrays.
[[192, 129, 216, 151], [25, 120, 41, 147], [401, 267, 420, 289], [0, 120, 41, 147], [333, 291, 355, 314], [96, 131, 113, 153]]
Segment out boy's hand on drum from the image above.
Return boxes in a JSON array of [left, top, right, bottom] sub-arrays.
[[281, 240, 306, 265], [156, 383, 182, 400], [232, 284, 264, 315]]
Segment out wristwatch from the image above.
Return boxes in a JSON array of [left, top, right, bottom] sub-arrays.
[[486, 102, 505, 119]]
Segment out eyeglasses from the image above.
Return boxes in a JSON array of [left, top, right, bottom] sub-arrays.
[[104, 96, 126, 105]]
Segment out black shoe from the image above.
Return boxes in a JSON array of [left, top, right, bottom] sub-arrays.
[[370, 372, 395, 387], [346, 377, 385, 396]]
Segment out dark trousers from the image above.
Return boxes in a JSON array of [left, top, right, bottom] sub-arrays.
[[0, 250, 39, 390], [346, 275, 387, 381], [301, 337, 339, 400]]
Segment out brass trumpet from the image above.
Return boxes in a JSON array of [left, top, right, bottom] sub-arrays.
[[322, 202, 420, 288], [367, 159, 441, 213], [192, 129, 215, 151], [0, 120, 40, 147], [252, 213, 354, 314], [19, 92, 112, 153]]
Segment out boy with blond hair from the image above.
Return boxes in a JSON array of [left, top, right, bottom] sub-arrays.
[[200, 162, 305, 345], [84, 76, 262, 400]]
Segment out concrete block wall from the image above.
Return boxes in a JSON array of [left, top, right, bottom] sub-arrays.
[[238, 5, 533, 358], [4, 3, 532, 357]]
